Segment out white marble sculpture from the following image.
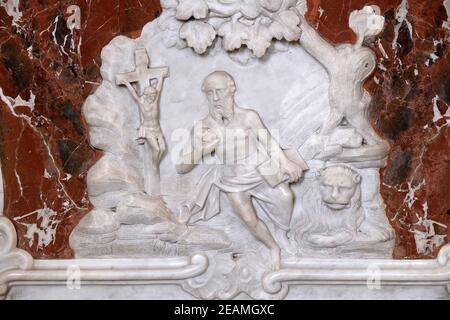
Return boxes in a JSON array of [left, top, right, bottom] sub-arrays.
[[159, 0, 305, 59], [176, 70, 307, 270], [294, 5, 389, 165], [293, 165, 364, 249], [63, 0, 397, 298], [116, 48, 168, 196], [0, 0, 449, 301], [286, 5, 395, 259], [70, 48, 232, 258], [291, 165, 393, 258]]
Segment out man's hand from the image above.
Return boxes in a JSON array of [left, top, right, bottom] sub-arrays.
[[280, 156, 304, 184], [194, 127, 220, 156]]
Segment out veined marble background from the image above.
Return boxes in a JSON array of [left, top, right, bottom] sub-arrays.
[[0, 0, 448, 260]]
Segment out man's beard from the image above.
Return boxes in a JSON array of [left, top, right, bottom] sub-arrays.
[[210, 102, 234, 123]]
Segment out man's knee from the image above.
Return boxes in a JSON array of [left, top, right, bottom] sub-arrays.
[[277, 184, 295, 210]]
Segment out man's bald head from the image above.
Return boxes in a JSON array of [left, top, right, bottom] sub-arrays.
[[202, 71, 236, 121], [202, 71, 236, 93]]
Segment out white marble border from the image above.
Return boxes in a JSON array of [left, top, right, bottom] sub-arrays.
[[1, 254, 209, 299], [264, 244, 450, 295], [1, 215, 449, 299]]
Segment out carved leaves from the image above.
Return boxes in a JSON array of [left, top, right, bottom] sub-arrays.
[[259, 0, 284, 12], [160, 0, 306, 59], [218, 19, 250, 52], [217, 13, 301, 58], [270, 10, 302, 42], [176, 0, 208, 20], [180, 21, 217, 54], [246, 23, 273, 58], [158, 11, 186, 49]]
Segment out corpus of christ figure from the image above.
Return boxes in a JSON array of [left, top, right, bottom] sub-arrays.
[[116, 48, 169, 196]]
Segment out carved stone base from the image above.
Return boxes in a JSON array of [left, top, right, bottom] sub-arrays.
[[295, 239, 395, 259], [2, 212, 449, 300], [3, 244, 450, 300], [8, 283, 450, 300], [70, 210, 232, 259]]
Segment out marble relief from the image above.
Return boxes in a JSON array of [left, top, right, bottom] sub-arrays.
[[0, 0, 449, 300], [65, 0, 395, 298]]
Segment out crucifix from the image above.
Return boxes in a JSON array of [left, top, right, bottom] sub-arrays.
[[116, 48, 169, 196]]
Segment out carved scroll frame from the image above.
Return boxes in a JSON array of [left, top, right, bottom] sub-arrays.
[[1, 217, 449, 299]]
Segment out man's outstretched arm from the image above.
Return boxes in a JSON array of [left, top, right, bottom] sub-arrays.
[[124, 82, 141, 102]]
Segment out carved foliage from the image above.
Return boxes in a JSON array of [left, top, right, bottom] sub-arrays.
[[160, 0, 305, 57]]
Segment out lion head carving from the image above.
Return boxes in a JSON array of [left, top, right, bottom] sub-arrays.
[[293, 165, 363, 248], [319, 165, 361, 211]]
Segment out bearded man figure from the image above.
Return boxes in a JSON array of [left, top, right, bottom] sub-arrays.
[[176, 71, 306, 270]]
